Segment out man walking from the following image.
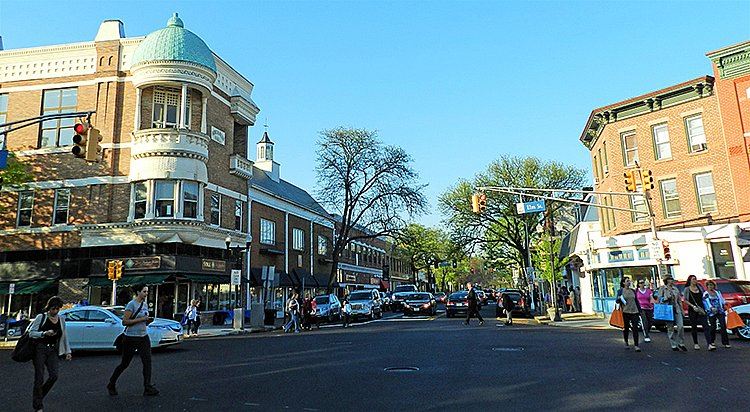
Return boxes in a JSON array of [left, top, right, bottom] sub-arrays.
[[465, 282, 484, 326]]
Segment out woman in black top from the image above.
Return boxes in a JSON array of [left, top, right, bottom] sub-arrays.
[[28, 296, 72, 412], [683, 275, 710, 350]]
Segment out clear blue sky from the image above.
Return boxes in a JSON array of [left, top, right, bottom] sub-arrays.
[[1, 1, 749, 226]]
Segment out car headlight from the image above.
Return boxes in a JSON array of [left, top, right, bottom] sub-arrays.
[[422, 303, 430, 308]]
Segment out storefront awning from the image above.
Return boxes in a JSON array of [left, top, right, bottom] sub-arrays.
[[86, 274, 170, 288], [179, 274, 232, 284], [0, 279, 56, 295]]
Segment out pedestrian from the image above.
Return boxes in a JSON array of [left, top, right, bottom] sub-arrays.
[[301, 294, 313, 331], [107, 284, 159, 396], [574, 286, 582, 313], [616, 277, 642, 352], [184, 300, 197, 337], [193, 298, 202, 335], [703, 280, 730, 350], [310, 296, 319, 329], [342, 298, 352, 328], [502, 292, 514, 325], [28, 296, 72, 412], [16, 309, 28, 321], [283, 292, 300, 333], [683, 275, 710, 350], [635, 279, 655, 343], [464, 282, 484, 326], [656, 276, 687, 352], [569, 287, 578, 312]]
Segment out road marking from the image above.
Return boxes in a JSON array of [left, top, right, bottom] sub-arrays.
[[695, 377, 703, 381], [720, 387, 728, 392], [189, 397, 208, 401], [492, 347, 525, 352], [303, 408, 320, 411], [646, 355, 653, 358], [675, 367, 683, 372], [661, 362, 669, 366], [245, 402, 261, 407]]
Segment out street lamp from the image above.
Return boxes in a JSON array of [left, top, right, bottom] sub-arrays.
[[225, 235, 252, 311]]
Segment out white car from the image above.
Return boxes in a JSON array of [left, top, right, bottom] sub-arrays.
[[729, 304, 750, 340], [60, 305, 183, 351]]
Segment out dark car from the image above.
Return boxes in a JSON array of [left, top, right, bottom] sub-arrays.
[[484, 289, 496, 302], [434, 292, 447, 303], [446, 291, 469, 318], [403, 293, 437, 316], [495, 290, 530, 318]]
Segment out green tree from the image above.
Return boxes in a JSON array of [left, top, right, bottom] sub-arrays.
[[0, 152, 32, 188]]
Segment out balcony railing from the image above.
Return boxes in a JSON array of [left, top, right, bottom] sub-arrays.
[[131, 128, 209, 161], [230, 154, 253, 179]]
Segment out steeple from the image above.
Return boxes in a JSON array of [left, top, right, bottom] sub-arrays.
[[255, 123, 280, 182]]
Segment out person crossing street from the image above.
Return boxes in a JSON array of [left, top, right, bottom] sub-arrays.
[[465, 282, 484, 326]]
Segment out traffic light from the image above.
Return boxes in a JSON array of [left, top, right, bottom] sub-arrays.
[[471, 194, 480, 213], [71, 122, 89, 159], [642, 170, 654, 190], [115, 260, 123, 280], [86, 127, 102, 162], [107, 260, 116, 281], [624, 170, 637, 192], [662, 240, 671, 260]]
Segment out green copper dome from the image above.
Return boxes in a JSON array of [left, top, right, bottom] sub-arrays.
[[131, 13, 216, 72]]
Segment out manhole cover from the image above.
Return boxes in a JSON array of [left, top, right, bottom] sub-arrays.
[[384, 367, 420, 372], [491, 347, 525, 352]]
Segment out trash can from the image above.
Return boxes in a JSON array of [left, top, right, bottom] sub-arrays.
[[264, 309, 276, 326], [233, 308, 244, 330]]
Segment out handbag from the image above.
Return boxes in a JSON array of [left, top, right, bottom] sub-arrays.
[[726, 307, 744, 330], [11, 314, 45, 363], [114, 301, 144, 351], [609, 307, 624, 329], [688, 291, 707, 316], [653, 303, 675, 321]]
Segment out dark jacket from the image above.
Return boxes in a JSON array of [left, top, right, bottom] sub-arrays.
[[467, 289, 479, 307], [502, 294, 514, 310]]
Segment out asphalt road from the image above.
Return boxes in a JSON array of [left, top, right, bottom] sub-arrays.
[[2, 304, 749, 411]]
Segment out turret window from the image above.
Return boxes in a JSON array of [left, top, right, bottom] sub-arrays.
[[152, 87, 190, 129], [154, 181, 175, 217], [133, 182, 147, 219]]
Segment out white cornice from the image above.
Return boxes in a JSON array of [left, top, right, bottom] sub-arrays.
[[0, 76, 128, 93], [206, 183, 248, 202], [1, 175, 129, 192], [0, 41, 96, 57]]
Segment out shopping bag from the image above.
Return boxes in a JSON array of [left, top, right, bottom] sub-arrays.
[[609, 307, 624, 329], [653, 303, 675, 322], [726, 308, 744, 330]]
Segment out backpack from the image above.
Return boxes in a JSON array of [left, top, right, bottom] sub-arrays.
[[11, 314, 45, 363]]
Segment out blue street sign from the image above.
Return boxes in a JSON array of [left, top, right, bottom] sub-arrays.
[[516, 200, 546, 214], [0, 149, 7, 170]]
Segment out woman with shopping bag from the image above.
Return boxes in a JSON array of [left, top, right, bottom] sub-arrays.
[[702, 279, 730, 350], [615, 277, 642, 352], [656, 275, 687, 351]]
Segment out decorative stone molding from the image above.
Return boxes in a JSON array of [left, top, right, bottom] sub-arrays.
[[131, 128, 209, 160], [130, 60, 216, 96], [229, 154, 254, 180], [230, 94, 259, 126], [80, 219, 247, 248], [708, 42, 750, 79]]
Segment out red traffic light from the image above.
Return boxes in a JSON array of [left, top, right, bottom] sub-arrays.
[[662, 240, 671, 260], [74, 122, 89, 134]]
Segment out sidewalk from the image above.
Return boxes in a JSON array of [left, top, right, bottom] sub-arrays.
[[533, 312, 611, 330]]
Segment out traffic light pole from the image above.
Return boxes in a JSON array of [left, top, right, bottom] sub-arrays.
[[111, 280, 117, 307]]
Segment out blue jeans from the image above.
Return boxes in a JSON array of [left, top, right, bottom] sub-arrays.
[[284, 312, 299, 332]]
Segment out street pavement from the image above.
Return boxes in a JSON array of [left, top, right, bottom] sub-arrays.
[[2, 304, 749, 411]]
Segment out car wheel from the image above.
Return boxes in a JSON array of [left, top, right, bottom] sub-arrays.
[[735, 315, 750, 340]]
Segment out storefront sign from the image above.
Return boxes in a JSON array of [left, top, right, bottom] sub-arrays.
[[211, 126, 226, 145], [231, 269, 242, 286], [124, 257, 161, 271], [370, 277, 380, 285], [202, 259, 227, 272], [608, 250, 634, 263]]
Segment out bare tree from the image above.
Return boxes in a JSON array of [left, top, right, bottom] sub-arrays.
[[315, 127, 427, 292]]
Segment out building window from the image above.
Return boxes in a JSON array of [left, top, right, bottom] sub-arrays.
[[660, 179, 681, 218], [292, 228, 304, 251], [621, 132, 638, 166], [603, 141, 609, 174], [686, 115, 707, 153], [53, 189, 70, 225], [182, 182, 199, 219], [597, 149, 604, 180], [593, 155, 599, 182], [234, 200, 242, 231], [154, 181, 175, 217], [694, 172, 717, 213], [318, 235, 328, 256], [40, 88, 77, 147], [652, 123, 671, 160], [260, 219, 275, 245], [152, 87, 189, 129], [134, 182, 147, 219], [630, 185, 648, 223], [17, 190, 34, 227], [0, 94, 7, 130], [210, 193, 220, 225]]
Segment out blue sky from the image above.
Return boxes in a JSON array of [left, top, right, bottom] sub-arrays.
[[1, 1, 749, 226]]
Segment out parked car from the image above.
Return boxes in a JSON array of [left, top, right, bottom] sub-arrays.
[[446, 290, 469, 318], [391, 292, 408, 312], [729, 303, 750, 340], [348, 290, 383, 320], [393, 285, 418, 293], [403, 293, 437, 316], [495, 290, 530, 318], [60, 305, 183, 351], [313, 294, 341, 322], [434, 292, 447, 304], [484, 289, 496, 302]]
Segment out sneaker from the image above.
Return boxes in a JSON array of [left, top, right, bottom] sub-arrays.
[[479, 321, 484, 326], [634, 346, 641, 352], [672, 347, 679, 351], [107, 383, 118, 396], [679, 345, 688, 352], [694, 344, 701, 350], [708, 344, 716, 351], [143, 386, 160, 396], [644, 337, 651, 343], [724, 344, 732, 348]]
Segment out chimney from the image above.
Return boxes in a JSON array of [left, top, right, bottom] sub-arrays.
[[95, 20, 125, 42]]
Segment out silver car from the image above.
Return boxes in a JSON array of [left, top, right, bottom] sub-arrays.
[[60, 305, 183, 351], [313, 294, 341, 322], [348, 290, 383, 320]]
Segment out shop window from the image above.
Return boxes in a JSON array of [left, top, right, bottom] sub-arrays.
[[293, 228, 304, 250], [154, 181, 175, 218], [182, 182, 199, 219], [711, 242, 736, 279], [40, 88, 77, 147], [133, 182, 147, 219], [53, 188, 70, 225], [17, 190, 34, 227], [260, 218, 275, 245], [210, 193, 221, 225], [685, 115, 707, 153]]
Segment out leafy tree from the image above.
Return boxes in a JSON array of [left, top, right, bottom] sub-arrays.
[[396, 223, 464, 291], [0, 152, 32, 188], [315, 127, 427, 292]]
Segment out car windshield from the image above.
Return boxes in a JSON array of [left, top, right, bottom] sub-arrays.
[[450, 292, 468, 299], [349, 292, 372, 301], [717, 282, 744, 294], [407, 293, 430, 300], [394, 286, 417, 293], [314, 296, 330, 304], [107, 308, 126, 319]]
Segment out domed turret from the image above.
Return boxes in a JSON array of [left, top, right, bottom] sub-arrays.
[[131, 13, 216, 72]]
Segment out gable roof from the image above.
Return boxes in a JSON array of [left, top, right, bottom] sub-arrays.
[[250, 167, 330, 218]]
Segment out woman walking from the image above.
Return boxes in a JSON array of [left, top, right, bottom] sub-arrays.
[[184, 300, 198, 337], [28, 296, 72, 412], [703, 280, 731, 350], [283, 293, 301, 333], [657, 276, 687, 351], [635, 279, 655, 343], [616, 277, 642, 352], [683, 275, 710, 350], [342, 298, 352, 328], [108, 284, 159, 396]]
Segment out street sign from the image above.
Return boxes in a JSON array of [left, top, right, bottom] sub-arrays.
[[231, 269, 242, 286], [8, 283, 15, 294], [649, 240, 664, 260], [525, 267, 535, 281], [516, 200, 546, 215]]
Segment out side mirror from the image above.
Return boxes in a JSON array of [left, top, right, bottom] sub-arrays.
[[105, 318, 117, 324]]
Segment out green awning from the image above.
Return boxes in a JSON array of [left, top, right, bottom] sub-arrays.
[[179, 274, 231, 284], [86, 275, 170, 288], [0, 279, 56, 295]]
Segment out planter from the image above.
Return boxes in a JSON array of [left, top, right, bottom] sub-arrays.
[[547, 308, 557, 320]]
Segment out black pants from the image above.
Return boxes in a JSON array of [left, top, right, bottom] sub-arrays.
[[465, 305, 484, 324], [688, 311, 710, 345], [32, 343, 59, 410], [110, 335, 152, 388], [640, 309, 654, 338], [623, 312, 639, 346], [342, 313, 351, 327], [192, 317, 200, 334], [708, 315, 730, 346], [186, 320, 195, 333]]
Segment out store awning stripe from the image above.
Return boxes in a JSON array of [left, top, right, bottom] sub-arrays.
[[0, 279, 56, 295]]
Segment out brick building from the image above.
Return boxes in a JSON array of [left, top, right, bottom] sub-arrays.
[[570, 39, 750, 314]]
